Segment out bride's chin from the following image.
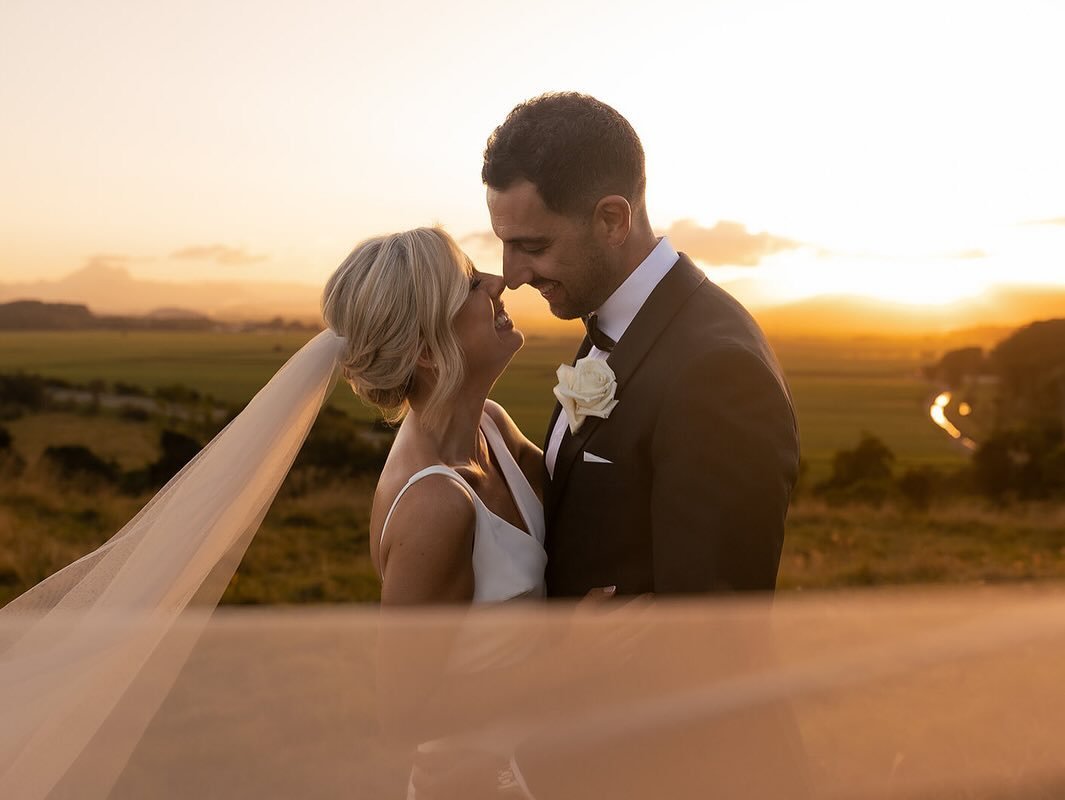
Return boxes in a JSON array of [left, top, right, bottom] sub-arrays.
[[494, 325, 524, 349]]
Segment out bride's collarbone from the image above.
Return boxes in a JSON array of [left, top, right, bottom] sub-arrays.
[[454, 464, 528, 532]]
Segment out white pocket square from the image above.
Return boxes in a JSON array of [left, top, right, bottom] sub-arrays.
[[582, 452, 612, 464]]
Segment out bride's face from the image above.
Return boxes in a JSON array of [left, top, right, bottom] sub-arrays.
[[451, 265, 524, 382]]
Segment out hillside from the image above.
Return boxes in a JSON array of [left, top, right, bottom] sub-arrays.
[[0, 300, 314, 332], [754, 285, 1065, 336], [0, 263, 324, 323]]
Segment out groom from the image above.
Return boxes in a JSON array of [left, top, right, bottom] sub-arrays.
[[483, 93, 800, 598]]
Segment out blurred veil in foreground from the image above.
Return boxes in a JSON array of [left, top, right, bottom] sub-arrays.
[[6, 587, 1065, 799], [2, 330, 1065, 798]]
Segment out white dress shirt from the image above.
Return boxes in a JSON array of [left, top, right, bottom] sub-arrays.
[[545, 236, 680, 477]]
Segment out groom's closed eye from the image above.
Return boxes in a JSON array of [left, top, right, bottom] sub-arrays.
[[509, 238, 550, 254]]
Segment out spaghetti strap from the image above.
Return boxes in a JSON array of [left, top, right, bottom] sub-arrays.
[[376, 412, 546, 602], [380, 465, 474, 547]]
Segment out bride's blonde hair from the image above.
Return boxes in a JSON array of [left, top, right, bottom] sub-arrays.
[[321, 227, 472, 429]]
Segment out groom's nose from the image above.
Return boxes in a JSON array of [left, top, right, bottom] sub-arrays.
[[501, 249, 534, 290]]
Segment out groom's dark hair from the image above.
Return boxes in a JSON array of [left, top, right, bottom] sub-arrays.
[[482, 92, 646, 217]]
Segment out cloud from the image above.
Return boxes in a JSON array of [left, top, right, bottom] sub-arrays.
[[85, 253, 132, 269], [662, 220, 800, 266], [1024, 216, 1065, 226], [171, 244, 268, 266]]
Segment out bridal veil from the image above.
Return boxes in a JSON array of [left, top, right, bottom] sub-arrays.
[[0, 329, 345, 798]]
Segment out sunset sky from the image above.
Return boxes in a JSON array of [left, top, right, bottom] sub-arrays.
[[2, 0, 1063, 313]]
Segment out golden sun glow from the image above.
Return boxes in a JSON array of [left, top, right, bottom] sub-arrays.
[[1, 0, 1063, 329]]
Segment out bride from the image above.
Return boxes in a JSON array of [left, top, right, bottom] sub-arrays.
[[323, 227, 548, 605], [0, 225, 561, 799]]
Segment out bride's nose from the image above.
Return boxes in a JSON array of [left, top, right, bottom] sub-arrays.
[[484, 272, 506, 299]]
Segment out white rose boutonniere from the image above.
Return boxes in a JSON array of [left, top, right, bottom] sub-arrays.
[[553, 356, 619, 434]]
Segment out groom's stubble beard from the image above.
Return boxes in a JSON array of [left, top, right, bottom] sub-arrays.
[[553, 237, 616, 320]]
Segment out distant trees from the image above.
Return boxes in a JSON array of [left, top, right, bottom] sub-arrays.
[[959, 319, 1065, 502], [811, 433, 975, 509], [808, 422, 1065, 508], [154, 384, 202, 406], [972, 425, 1065, 502], [990, 319, 1065, 431], [925, 346, 990, 388]]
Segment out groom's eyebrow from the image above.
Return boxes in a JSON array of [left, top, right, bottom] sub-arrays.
[[505, 236, 550, 247]]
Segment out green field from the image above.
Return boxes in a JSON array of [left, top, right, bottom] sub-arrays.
[[0, 329, 1011, 605], [0, 330, 969, 480], [4, 464, 1063, 606]]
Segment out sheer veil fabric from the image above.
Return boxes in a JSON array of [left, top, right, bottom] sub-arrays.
[[4, 328, 1065, 799], [0, 330, 346, 799], [0, 590, 1060, 799]]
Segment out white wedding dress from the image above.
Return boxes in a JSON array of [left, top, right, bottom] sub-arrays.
[[380, 411, 547, 799], [380, 411, 547, 603]]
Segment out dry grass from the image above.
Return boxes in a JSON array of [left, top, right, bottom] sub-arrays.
[[5, 465, 1065, 606], [0, 471, 382, 606], [781, 498, 1065, 590], [5, 411, 160, 470]]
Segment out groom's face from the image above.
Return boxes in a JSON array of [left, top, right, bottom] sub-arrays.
[[487, 180, 612, 320]]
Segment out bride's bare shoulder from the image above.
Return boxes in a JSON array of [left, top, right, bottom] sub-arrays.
[[370, 432, 474, 560], [371, 453, 476, 604]]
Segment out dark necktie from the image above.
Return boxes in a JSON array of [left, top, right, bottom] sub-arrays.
[[584, 313, 616, 352]]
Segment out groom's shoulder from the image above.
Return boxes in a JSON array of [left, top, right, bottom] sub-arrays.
[[669, 260, 778, 363]]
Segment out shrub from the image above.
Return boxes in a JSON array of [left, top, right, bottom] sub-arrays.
[[154, 384, 202, 404], [113, 382, 149, 397], [896, 466, 939, 511], [117, 405, 151, 422], [814, 433, 896, 506], [121, 429, 204, 493], [0, 425, 24, 477], [41, 444, 120, 486], [293, 407, 390, 477], [0, 374, 47, 414]]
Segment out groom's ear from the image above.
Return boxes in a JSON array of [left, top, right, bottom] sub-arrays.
[[592, 195, 632, 248]]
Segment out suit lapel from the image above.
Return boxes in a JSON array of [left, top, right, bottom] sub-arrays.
[[544, 334, 592, 524], [547, 254, 707, 520]]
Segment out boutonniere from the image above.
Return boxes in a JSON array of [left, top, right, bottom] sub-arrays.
[[553, 356, 619, 434]]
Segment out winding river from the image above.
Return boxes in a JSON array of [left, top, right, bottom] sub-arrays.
[[929, 391, 977, 451]]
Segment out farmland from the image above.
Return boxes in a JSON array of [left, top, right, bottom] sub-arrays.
[[0, 329, 971, 480], [4, 327, 1056, 607]]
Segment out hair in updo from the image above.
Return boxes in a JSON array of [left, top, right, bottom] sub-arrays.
[[321, 227, 472, 429]]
